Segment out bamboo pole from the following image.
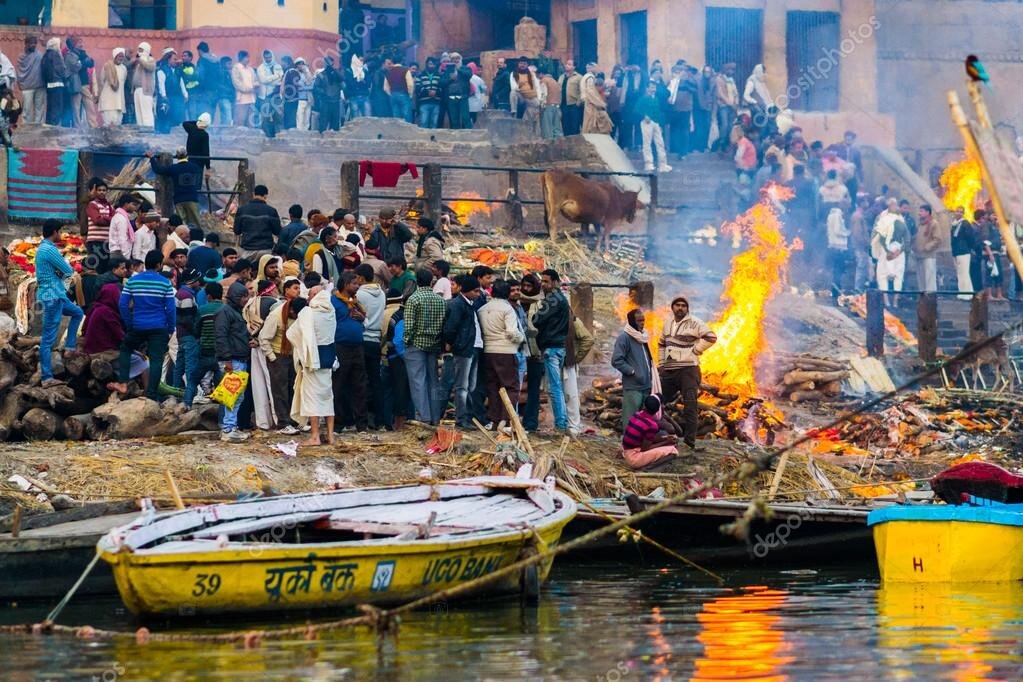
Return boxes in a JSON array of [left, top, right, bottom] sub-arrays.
[[947, 89, 1023, 279], [164, 470, 185, 510], [767, 451, 790, 501], [498, 387, 535, 459]]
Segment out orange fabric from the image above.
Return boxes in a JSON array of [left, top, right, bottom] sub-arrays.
[[622, 445, 677, 470]]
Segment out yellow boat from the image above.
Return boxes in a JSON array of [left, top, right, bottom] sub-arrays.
[[868, 501, 1023, 583], [97, 475, 576, 616]]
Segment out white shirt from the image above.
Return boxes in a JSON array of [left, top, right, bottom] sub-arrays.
[[433, 277, 452, 300], [463, 294, 483, 349]]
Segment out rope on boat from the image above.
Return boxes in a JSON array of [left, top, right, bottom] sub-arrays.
[[1, 325, 1020, 644], [44, 550, 101, 624]]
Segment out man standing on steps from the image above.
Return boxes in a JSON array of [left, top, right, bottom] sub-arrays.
[[658, 296, 716, 452], [557, 59, 583, 136], [234, 184, 281, 262]]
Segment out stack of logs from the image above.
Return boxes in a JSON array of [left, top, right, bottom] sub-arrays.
[[0, 333, 218, 441], [765, 353, 850, 403]]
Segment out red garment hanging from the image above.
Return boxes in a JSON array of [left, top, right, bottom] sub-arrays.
[[358, 160, 420, 187]]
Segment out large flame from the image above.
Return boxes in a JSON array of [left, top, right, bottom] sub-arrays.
[[699, 185, 795, 394], [616, 186, 795, 397], [939, 156, 983, 220]]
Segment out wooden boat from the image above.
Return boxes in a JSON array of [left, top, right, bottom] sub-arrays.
[[97, 475, 576, 616], [869, 462, 1023, 583], [565, 495, 876, 565]]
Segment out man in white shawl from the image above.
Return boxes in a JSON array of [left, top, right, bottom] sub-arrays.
[[287, 283, 337, 447], [743, 63, 771, 122], [871, 198, 910, 306]]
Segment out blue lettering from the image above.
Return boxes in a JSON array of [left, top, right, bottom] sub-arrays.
[[460, 557, 479, 580]]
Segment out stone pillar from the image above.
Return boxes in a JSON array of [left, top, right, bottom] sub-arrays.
[[340, 160, 360, 217], [839, 0, 879, 113], [572, 282, 594, 334], [548, 0, 571, 56], [423, 163, 443, 229], [630, 281, 655, 310], [866, 288, 884, 358], [763, 0, 788, 107], [514, 17, 547, 57], [596, 2, 618, 72], [917, 293, 938, 363]]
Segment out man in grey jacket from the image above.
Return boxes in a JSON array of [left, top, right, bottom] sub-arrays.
[[16, 36, 45, 124], [214, 282, 255, 442], [612, 308, 656, 430]]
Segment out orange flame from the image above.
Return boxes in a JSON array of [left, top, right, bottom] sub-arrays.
[[449, 191, 492, 223], [939, 156, 983, 220], [699, 185, 795, 395]]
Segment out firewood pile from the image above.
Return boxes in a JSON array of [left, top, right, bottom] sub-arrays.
[[763, 353, 850, 403], [0, 333, 219, 442], [582, 377, 786, 442]]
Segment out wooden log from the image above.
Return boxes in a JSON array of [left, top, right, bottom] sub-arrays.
[[21, 407, 64, 440], [697, 401, 729, 418], [791, 359, 848, 372], [63, 413, 93, 441], [789, 390, 824, 403], [0, 390, 26, 441], [0, 359, 16, 393], [17, 384, 76, 410], [789, 381, 815, 392], [92, 397, 203, 439], [65, 352, 93, 377], [969, 293, 988, 340], [571, 282, 594, 334], [782, 369, 848, 386], [89, 352, 118, 382], [820, 380, 842, 397]]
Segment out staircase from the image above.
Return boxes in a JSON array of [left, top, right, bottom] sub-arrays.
[[627, 150, 737, 270]]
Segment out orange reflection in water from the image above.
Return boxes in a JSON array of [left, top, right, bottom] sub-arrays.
[[692, 586, 794, 682]]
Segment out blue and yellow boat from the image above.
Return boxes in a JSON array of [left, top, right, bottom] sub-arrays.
[[97, 474, 576, 616], [868, 462, 1023, 583]]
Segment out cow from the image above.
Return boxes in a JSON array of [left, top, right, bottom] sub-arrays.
[[541, 169, 642, 251]]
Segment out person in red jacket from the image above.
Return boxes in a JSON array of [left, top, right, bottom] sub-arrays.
[[84, 177, 114, 273]]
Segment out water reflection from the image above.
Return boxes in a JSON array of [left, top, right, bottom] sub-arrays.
[[877, 582, 1023, 681], [692, 585, 794, 681]]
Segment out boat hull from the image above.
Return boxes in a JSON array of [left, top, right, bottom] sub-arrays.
[[873, 519, 1023, 583], [869, 501, 1023, 583], [101, 518, 571, 616]]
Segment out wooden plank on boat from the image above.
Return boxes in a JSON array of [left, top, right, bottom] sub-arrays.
[[450, 477, 544, 490], [188, 512, 332, 540], [0, 500, 138, 534], [310, 518, 473, 537]]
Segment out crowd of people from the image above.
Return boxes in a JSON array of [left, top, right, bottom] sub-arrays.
[[33, 181, 621, 448]]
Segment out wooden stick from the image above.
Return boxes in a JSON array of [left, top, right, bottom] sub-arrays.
[[498, 387, 535, 459], [10, 505, 22, 538], [767, 451, 790, 501], [164, 470, 185, 510], [471, 418, 500, 447]]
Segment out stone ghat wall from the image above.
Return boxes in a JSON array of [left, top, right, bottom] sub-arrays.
[[2, 116, 621, 238]]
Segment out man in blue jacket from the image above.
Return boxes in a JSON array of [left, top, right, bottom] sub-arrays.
[[147, 148, 203, 228], [108, 250, 176, 401], [331, 271, 368, 431], [35, 219, 84, 387]]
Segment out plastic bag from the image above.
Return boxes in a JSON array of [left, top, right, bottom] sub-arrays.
[[210, 371, 249, 410]]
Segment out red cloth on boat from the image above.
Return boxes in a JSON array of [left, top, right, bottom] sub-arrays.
[[932, 461, 1023, 504], [358, 161, 419, 188]]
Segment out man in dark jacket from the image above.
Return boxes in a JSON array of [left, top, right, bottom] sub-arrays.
[[214, 281, 254, 441], [186, 231, 222, 276], [533, 269, 570, 431], [233, 184, 281, 261], [415, 57, 442, 128], [490, 57, 511, 111], [64, 36, 93, 128], [314, 55, 344, 132], [371, 208, 414, 263], [148, 148, 203, 227], [442, 274, 481, 428], [331, 271, 368, 431], [192, 42, 219, 119], [611, 308, 655, 430], [183, 115, 211, 171]]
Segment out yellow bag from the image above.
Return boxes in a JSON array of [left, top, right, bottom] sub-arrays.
[[210, 371, 249, 410]]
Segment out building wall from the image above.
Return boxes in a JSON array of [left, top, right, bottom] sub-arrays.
[[51, 0, 339, 31], [875, 0, 1023, 173]]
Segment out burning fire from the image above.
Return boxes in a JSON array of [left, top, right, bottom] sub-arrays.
[[939, 156, 983, 220], [449, 191, 492, 223], [700, 185, 796, 395], [617, 185, 796, 398]]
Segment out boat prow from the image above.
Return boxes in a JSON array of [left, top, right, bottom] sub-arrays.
[[97, 475, 576, 616]]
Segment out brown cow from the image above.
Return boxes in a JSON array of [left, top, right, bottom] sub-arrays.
[[541, 169, 642, 250]]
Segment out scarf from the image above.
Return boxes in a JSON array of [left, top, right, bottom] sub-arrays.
[[259, 281, 279, 297], [351, 55, 366, 82], [304, 241, 339, 284], [334, 289, 366, 317], [623, 324, 662, 395]]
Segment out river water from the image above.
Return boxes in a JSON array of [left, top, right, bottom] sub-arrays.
[[2, 563, 1022, 680]]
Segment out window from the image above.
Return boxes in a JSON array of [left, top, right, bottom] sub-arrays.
[[786, 11, 841, 111], [109, 1, 175, 30], [572, 19, 597, 68]]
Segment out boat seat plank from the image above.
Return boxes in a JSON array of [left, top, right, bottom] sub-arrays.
[[189, 512, 331, 539], [310, 519, 473, 537]]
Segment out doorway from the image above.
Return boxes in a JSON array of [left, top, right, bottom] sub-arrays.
[[619, 11, 647, 70], [573, 19, 598, 67], [786, 11, 841, 111], [704, 7, 763, 99]]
